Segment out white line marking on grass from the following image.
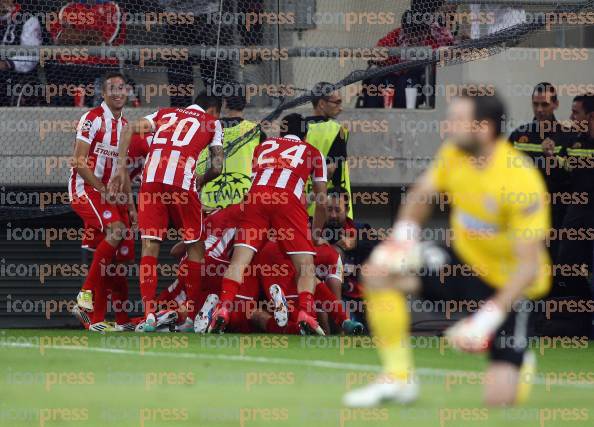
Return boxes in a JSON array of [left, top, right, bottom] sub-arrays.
[[1, 341, 593, 390]]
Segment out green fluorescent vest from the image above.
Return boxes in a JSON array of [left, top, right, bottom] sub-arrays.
[[306, 120, 353, 219], [198, 119, 260, 209]]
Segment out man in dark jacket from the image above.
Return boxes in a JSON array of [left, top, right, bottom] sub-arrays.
[[509, 82, 576, 262]]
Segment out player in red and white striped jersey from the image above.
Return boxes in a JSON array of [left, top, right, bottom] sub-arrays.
[[210, 113, 328, 335], [68, 72, 134, 331], [72, 132, 152, 331], [159, 203, 245, 332], [252, 240, 363, 335], [110, 91, 224, 332], [166, 203, 242, 308]]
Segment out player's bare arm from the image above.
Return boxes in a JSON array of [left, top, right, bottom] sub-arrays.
[[70, 139, 105, 193], [326, 161, 337, 180], [396, 171, 438, 230], [196, 145, 224, 189], [110, 118, 154, 195], [494, 239, 542, 310], [123, 175, 137, 227], [311, 181, 328, 245]]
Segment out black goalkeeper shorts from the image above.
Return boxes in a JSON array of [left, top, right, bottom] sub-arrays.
[[419, 245, 532, 367]]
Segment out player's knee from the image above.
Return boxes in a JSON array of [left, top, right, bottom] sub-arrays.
[[361, 264, 390, 289], [141, 238, 160, 257], [186, 241, 205, 262], [484, 393, 515, 407], [107, 221, 126, 242]]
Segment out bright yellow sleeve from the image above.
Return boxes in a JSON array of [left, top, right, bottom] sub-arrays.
[[427, 143, 455, 192], [506, 168, 551, 241]]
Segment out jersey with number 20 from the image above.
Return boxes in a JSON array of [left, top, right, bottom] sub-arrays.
[[143, 105, 223, 191]]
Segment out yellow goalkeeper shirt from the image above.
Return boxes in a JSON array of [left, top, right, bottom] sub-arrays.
[[427, 139, 552, 300]]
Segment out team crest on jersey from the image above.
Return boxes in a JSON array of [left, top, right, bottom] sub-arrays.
[[103, 210, 112, 219], [81, 119, 93, 132], [120, 246, 129, 256]]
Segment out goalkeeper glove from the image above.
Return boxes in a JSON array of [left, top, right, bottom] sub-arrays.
[[445, 300, 506, 353], [369, 221, 422, 274]]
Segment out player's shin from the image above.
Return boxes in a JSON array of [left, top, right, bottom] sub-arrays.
[[220, 277, 241, 307], [185, 260, 203, 318], [110, 272, 131, 325], [314, 282, 347, 328], [91, 278, 109, 324], [365, 285, 413, 382], [140, 255, 158, 316], [83, 239, 117, 295]]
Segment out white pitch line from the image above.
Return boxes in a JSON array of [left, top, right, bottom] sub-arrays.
[[1, 341, 593, 390]]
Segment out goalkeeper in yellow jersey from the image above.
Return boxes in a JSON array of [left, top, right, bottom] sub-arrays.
[[344, 89, 551, 407]]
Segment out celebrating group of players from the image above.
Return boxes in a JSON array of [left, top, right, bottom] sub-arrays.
[[68, 72, 364, 336], [67, 70, 571, 408]]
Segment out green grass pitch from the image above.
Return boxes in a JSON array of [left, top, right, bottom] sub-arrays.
[[0, 330, 592, 427]]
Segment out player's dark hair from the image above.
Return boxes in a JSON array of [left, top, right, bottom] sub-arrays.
[[328, 186, 350, 208], [225, 94, 247, 111], [311, 82, 336, 107], [532, 82, 558, 103], [194, 91, 223, 113], [580, 93, 594, 114], [223, 82, 247, 111], [101, 72, 126, 91], [280, 113, 307, 139], [459, 87, 506, 137]]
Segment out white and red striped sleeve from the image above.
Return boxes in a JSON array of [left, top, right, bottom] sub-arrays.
[[76, 111, 101, 145], [143, 111, 159, 134], [210, 119, 224, 147]]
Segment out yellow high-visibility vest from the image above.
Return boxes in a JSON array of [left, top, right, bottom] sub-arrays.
[[306, 119, 353, 219], [198, 119, 260, 209]]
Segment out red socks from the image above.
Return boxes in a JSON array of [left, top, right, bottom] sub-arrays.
[[298, 291, 315, 317], [185, 260, 204, 319], [83, 239, 116, 293], [85, 240, 117, 323], [220, 277, 241, 308], [265, 317, 300, 334], [140, 255, 158, 316], [186, 260, 202, 293], [91, 281, 108, 323], [314, 282, 347, 327], [110, 273, 130, 325]]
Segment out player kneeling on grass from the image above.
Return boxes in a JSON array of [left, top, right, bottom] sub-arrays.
[[209, 113, 329, 335], [343, 90, 551, 407], [249, 240, 363, 335], [110, 92, 224, 332]]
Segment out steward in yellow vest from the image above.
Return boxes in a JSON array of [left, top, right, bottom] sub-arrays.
[[305, 82, 353, 219], [197, 94, 266, 209]]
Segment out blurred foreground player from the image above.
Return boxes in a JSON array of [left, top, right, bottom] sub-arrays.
[[209, 113, 328, 334], [344, 90, 551, 407], [110, 92, 224, 332]]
